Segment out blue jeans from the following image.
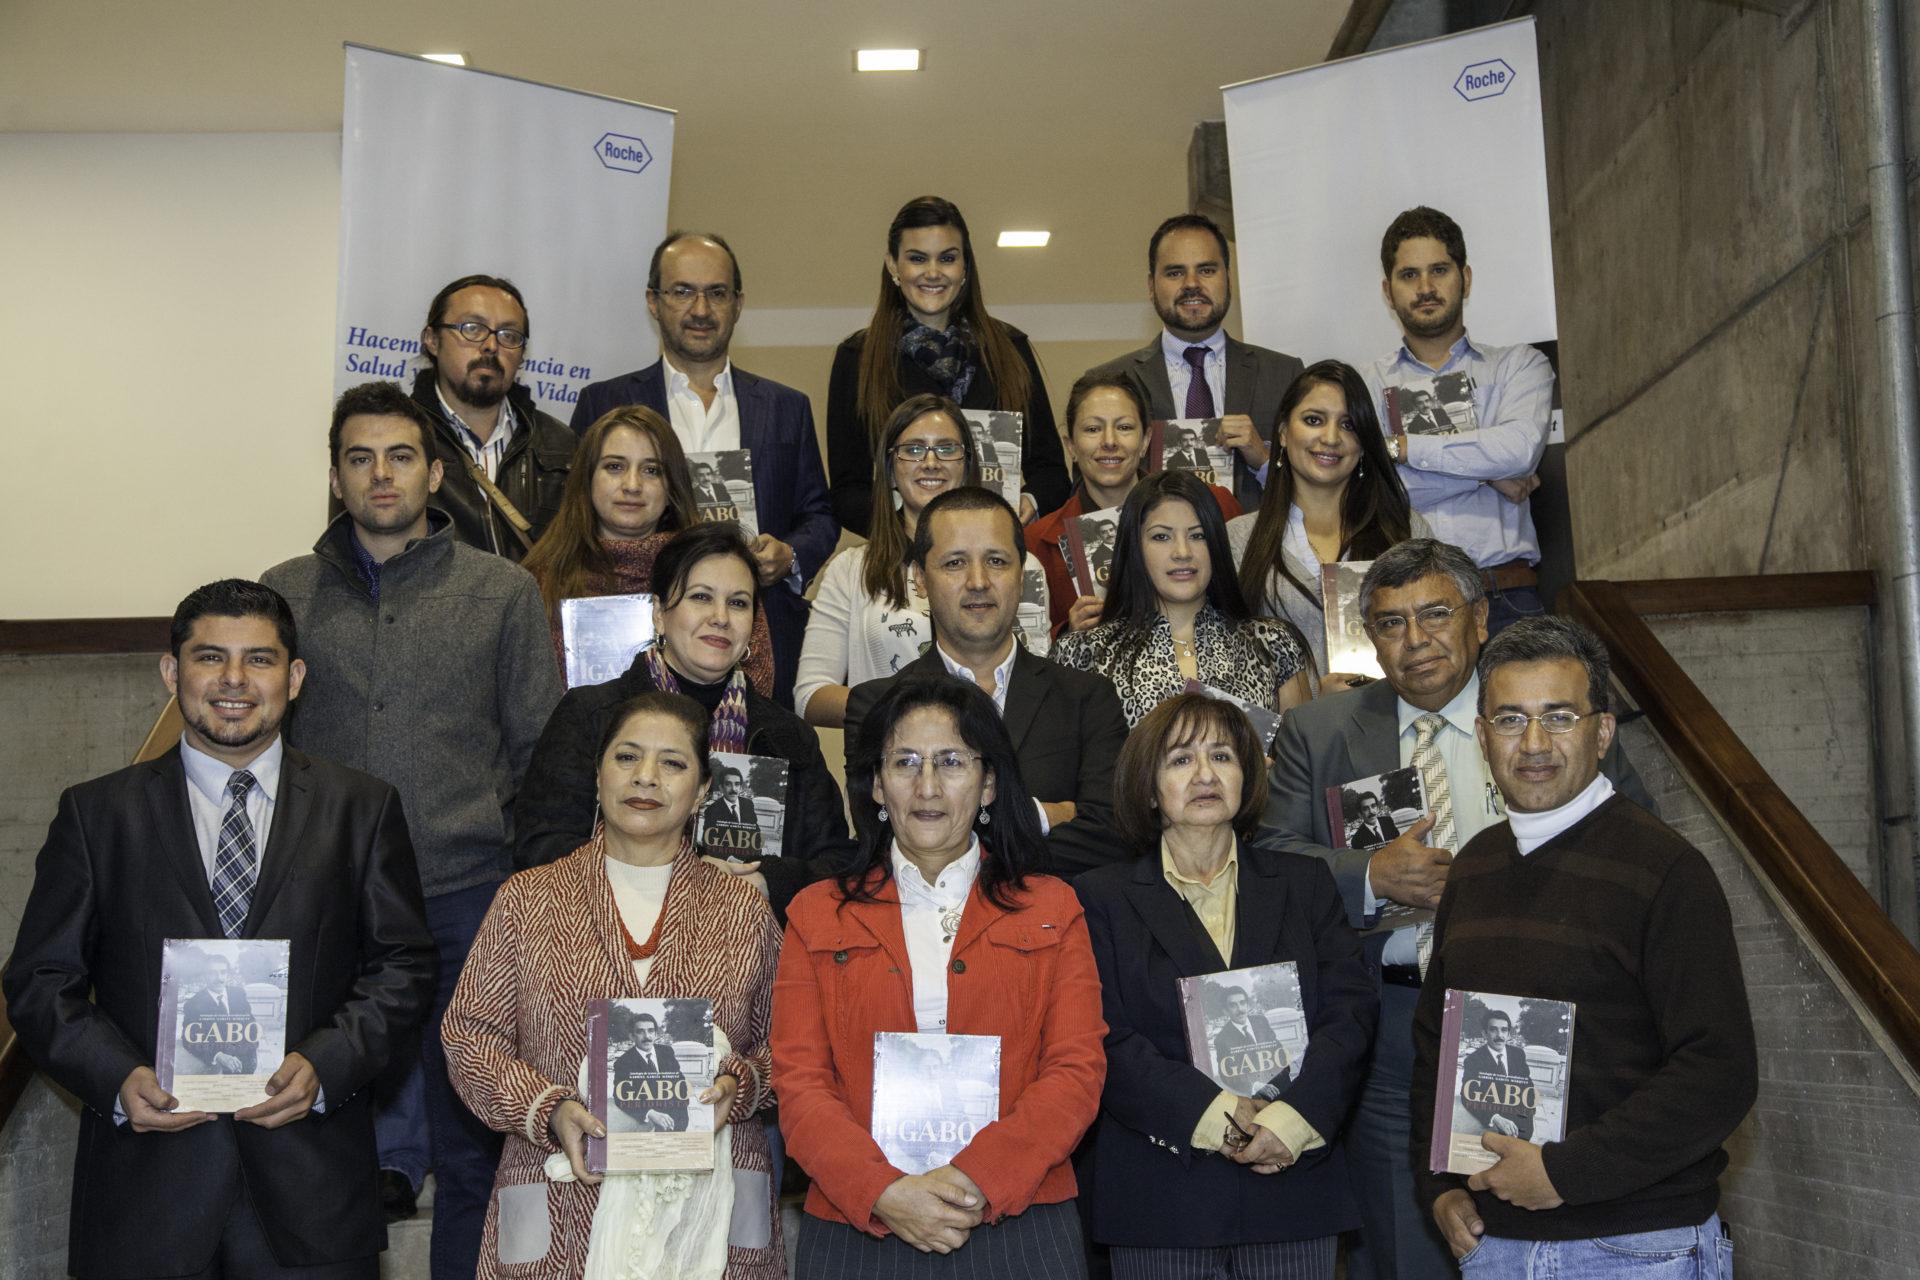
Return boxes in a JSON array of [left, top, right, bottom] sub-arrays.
[[1484, 584, 1547, 639], [1460, 1214, 1731, 1278]]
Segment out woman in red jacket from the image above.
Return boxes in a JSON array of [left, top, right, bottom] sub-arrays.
[[773, 671, 1107, 1276]]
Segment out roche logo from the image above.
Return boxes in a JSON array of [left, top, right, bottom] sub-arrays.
[[594, 132, 653, 174], [1454, 58, 1516, 102]]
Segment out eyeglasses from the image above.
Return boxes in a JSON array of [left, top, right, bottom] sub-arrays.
[[891, 442, 968, 463], [1366, 602, 1469, 639], [653, 283, 737, 308], [882, 750, 983, 780], [1482, 710, 1592, 737], [434, 320, 528, 350]]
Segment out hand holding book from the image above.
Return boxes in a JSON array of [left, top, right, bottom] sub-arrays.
[[1466, 1133, 1563, 1211], [873, 1172, 983, 1254], [1366, 813, 1451, 913]]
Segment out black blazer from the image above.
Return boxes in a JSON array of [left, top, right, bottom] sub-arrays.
[[844, 647, 1129, 878], [825, 323, 1071, 535], [3, 746, 435, 1280], [1073, 841, 1377, 1247]]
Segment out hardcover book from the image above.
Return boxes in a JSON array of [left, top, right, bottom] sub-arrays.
[[559, 593, 656, 689], [1176, 962, 1308, 1103], [156, 938, 290, 1114], [695, 751, 789, 860], [1016, 564, 1052, 658], [1329, 765, 1432, 934], [1148, 417, 1234, 488], [1181, 679, 1282, 755], [1430, 989, 1575, 1174], [1058, 507, 1121, 601], [871, 1032, 1001, 1175], [685, 449, 759, 539], [1321, 561, 1384, 681], [1383, 371, 1479, 439], [586, 997, 717, 1173], [960, 410, 1024, 509]]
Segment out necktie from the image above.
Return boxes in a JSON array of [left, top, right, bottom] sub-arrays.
[[1411, 714, 1457, 978], [1183, 346, 1215, 418], [211, 770, 259, 939]]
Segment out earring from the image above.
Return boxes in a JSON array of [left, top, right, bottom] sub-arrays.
[[978, 805, 991, 825], [890, 276, 900, 286], [877, 805, 889, 823], [1357, 462, 1366, 477]]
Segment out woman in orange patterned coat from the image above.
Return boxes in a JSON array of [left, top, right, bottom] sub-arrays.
[[443, 689, 785, 1280]]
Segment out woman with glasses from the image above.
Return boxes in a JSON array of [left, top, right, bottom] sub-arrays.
[[1073, 692, 1375, 1279], [773, 672, 1105, 1277], [794, 393, 1048, 728], [1227, 361, 1428, 694], [1050, 470, 1311, 728], [825, 195, 1071, 536], [523, 405, 777, 695]]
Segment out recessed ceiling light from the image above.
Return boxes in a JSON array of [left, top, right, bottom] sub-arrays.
[[997, 230, 1050, 248], [855, 49, 922, 72], [421, 52, 468, 66]]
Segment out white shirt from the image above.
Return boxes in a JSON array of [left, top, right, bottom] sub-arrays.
[[605, 856, 675, 984], [435, 383, 518, 481], [892, 837, 982, 1033], [936, 639, 1052, 835], [180, 735, 281, 883], [1511, 773, 1616, 856], [664, 358, 741, 453]]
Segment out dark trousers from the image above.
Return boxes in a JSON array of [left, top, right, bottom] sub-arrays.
[[795, 1201, 1089, 1279], [1484, 585, 1546, 639], [1110, 1236, 1336, 1279], [1343, 982, 1455, 1280], [164, 1181, 377, 1280]]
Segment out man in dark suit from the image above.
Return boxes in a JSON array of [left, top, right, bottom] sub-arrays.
[[1459, 1011, 1534, 1141], [178, 955, 259, 1075], [5, 579, 435, 1280], [845, 487, 1129, 878], [570, 232, 838, 706], [1348, 793, 1402, 849], [610, 1014, 689, 1132], [689, 460, 737, 513], [1090, 213, 1305, 511], [1257, 539, 1650, 1280]]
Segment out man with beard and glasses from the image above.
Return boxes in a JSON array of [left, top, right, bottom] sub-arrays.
[[263, 382, 562, 1280], [1368, 208, 1554, 636], [1091, 213, 1304, 511], [377, 273, 576, 561], [571, 232, 838, 707]]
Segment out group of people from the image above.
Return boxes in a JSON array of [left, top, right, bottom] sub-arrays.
[[3, 194, 1755, 1280]]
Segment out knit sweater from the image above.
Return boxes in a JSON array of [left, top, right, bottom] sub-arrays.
[[1410, 795, 1757, 1241]]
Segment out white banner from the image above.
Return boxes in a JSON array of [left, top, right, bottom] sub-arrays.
[[336, 46, 674, 417], [1222, 18, 1555, 368]]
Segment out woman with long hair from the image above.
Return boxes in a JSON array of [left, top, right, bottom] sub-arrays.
[[1228, 361, 1429, 694], [825, 195, 1070, 535], [773, 672, 1105, 1277], [1050, 470, 1310, 727], [522, 405, 777, 696]]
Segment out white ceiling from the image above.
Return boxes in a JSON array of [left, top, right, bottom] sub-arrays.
[[0, 0, 1349, 310]]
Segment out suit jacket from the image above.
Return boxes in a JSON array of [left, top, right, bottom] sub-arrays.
[[844, 648, 1129, 878], [3, 745, 435, 1280], [1460, 1042, 1535, 1140], [570, 359, 839, 706], [1210, 1012, 1279, 1060], [706, 794, 758, 829], [1072, 843, 1376, 1246], [1091, 335, 1305, 512], [178, 983, 259, 1074], [1349, 813, 1401, 849]]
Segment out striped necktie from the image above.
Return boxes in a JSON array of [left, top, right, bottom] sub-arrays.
[[211, 770, 259, 939], [1411, 714, 1456, 977]]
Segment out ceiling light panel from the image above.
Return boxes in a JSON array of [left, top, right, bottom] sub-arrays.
[[997, 230, 1051, 248], [855, 49, 922, 72]]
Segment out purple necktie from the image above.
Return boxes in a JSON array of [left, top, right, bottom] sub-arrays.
[[1183, 346, 1215, 418]]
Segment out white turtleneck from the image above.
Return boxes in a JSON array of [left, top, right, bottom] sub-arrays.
[[1508, 773, 1616, 856]]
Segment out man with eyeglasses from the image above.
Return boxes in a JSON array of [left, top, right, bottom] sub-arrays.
[[571, 232, 838, 707], [1409, 616, 1752, 1280], [390, 274, 576, 561], [1257, 538, 1651, 1280]]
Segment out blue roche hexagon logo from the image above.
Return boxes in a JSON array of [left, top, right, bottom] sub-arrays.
[[1454, 59, 1516, 102], [594, 132, 653, 174]]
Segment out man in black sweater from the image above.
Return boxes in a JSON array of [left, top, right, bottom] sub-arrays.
[[1411, 617, 1756, 1276]]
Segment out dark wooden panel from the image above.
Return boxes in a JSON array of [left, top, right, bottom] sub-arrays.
[[1611, 571, 1877, 616], [1327, 0, 1396, 58], [0, 618, 170, 656]]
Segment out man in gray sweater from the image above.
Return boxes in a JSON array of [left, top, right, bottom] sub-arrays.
[[262, 380, 562, 1280]]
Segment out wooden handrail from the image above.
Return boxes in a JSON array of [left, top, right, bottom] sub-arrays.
[[1565, 577, 1920, 1074], [1613, 570, 1877, 616], [0, 617, 170, 656]]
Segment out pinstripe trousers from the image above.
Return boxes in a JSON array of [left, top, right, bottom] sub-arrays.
[[795, 1201, 1089, 1279], [1109, 1235, 1337, 1280]]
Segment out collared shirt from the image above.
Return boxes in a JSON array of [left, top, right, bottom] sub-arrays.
[[1510, 772, 1616, 856], [1369, 331, 1554, 568], [934, 639, 1052, 835], [892, 836, 983, 1033], [346, 526, 383, 600], [1161, 837, 1239, 964], [435, 383, 519, 482], [665, 359, 741, 454], [180, 734, 282, 885], [1161, 328, 1227, 419]]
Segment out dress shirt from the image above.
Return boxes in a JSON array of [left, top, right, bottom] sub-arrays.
[[891, 836, 982, 1033], [1510, 773, 1616, 856], [936, 640, 1052, 834], [1369, 332, 1554, 568], [604, 855, 674, 984], [180, 734, 281, 884], [434, 383, 519, 482], [664, 359, 741, 453]]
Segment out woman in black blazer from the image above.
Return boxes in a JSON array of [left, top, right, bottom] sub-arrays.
[[826, 194, 1071, 534], [1074, 692, 1377, 1279]]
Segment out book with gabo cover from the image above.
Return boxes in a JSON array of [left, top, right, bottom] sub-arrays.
[[1059, 507, 1121, 601], [1430, 989, 1575, 1174], [586, 997, 717, 1173], [1181, 679, 1281, 755], [960, 410, 1024, 508], [1148, 417, 1234, 488], [1383, 371, 1479, 439], [559, 593, 656, 689], [1321, 561, 1384, 681], [695, 751, 789, 860], [1176, 962, 1307, 1103], [871, 1032, 1001, 1175], [157, 938, 290, 1113], [1016, 564, 1052, 658], [1327, 764, 1428, 852], [685, 449, 759, 539]]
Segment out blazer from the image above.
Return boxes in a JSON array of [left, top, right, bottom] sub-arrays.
[[844, 648, 1130, 879], [772, 868, 1106, 1234], [570, 359, 840, 706], [1073, 842, 1377, 1247], [3, 745, 435, 1280], [1090, 335, 1305, 512]]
